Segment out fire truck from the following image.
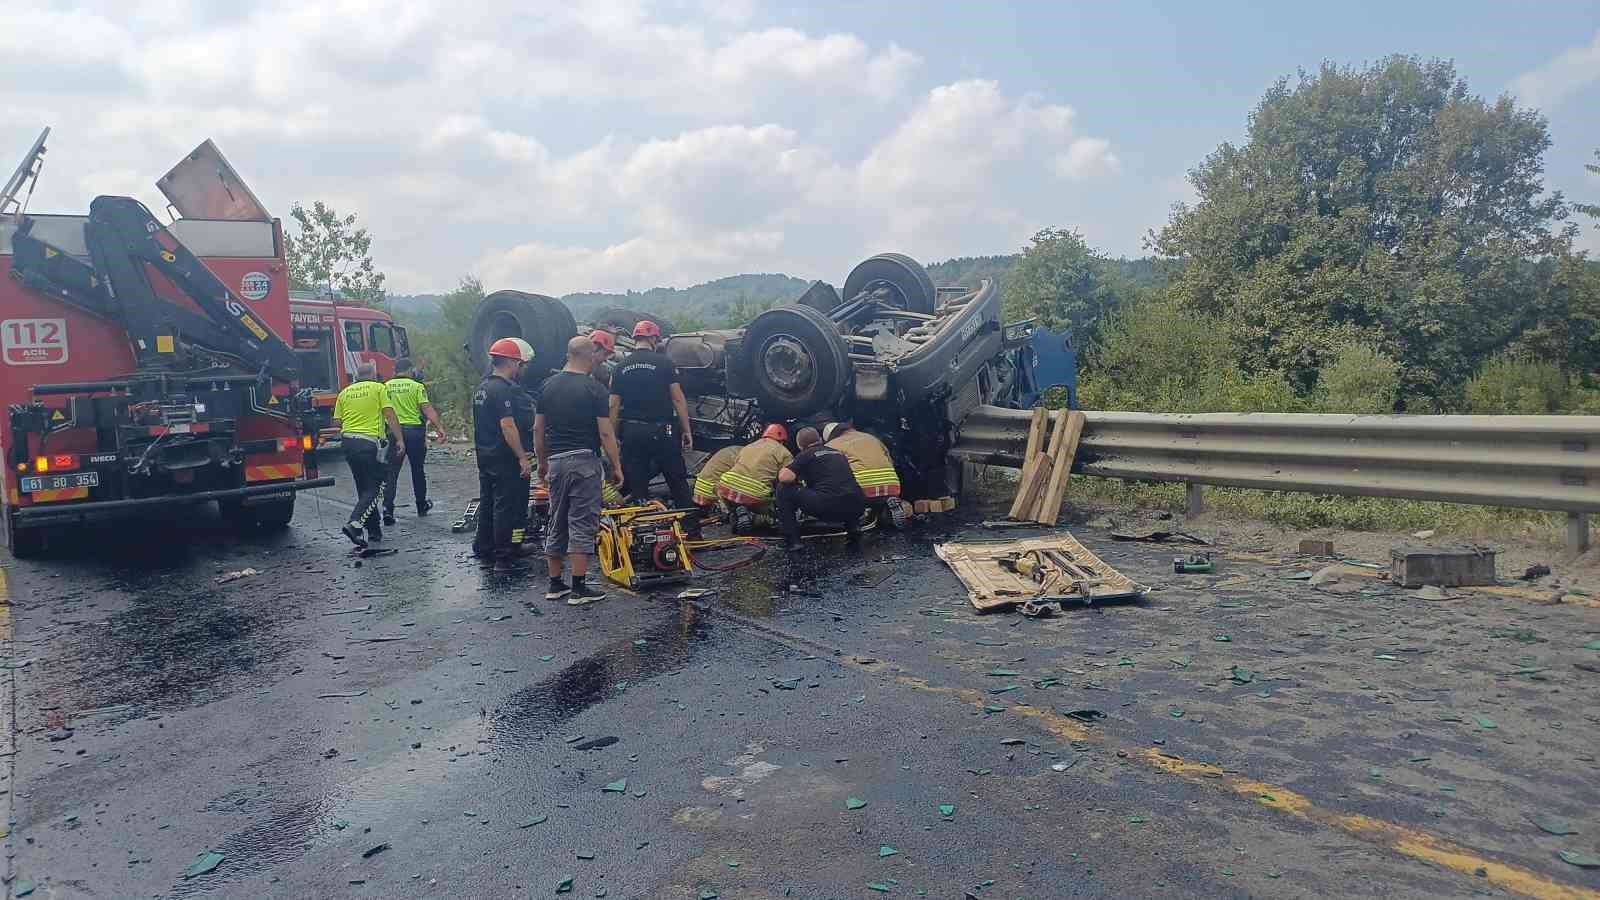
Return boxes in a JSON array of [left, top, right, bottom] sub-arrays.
[[0, 128, 333, 556], [288, 291, 409, 441]]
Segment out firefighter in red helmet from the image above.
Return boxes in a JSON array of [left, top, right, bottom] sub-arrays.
[[472, 337, 537, 571]]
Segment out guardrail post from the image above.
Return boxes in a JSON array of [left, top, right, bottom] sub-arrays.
[[1185, 483, 1204, 516], [1567, 512, 1590, 558]]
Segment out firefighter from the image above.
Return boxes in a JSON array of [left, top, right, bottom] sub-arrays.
[[333, 361, 406, 548], [382, 357, 448, 525], [472, 338, 537, 572], [692, 445, 741, 509], [589, 329, 616, 388], [608, 320, 694, 510], [777, 426, 866, 550], [717, 424, 792, 533], [823, 421, 910, 527]]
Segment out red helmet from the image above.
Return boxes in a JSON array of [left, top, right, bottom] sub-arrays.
[[488, 337, 534, 362], [762, 423, 788, 443], [590, 329, 615, 353], [632, 320, 662, 340]]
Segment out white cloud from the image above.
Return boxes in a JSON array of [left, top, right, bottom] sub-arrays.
[[1510, 29, 1600, 110], [5, 1, 1121, 294]]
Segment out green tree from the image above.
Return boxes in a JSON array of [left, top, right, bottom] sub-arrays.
[[1315, 343, 1401, 413], [1154, 56, 1569, 403], [1005, 228, 1132, 345], [284, 201, 386, 301], [400, 277, 484, 430]]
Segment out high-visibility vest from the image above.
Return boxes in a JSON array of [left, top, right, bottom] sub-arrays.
[[717, 438, 792, 506], [693, 446, 741, 506], [827, 429, 901, 498]]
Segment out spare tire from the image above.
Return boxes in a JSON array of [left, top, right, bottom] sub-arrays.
[[740, 305, 851, 419], [842, 253, 936, 314], [469, 291, 576, 389], [591, 307, 674, 339]]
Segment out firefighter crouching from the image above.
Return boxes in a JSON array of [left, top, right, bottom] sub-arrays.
[[692, 445, 741, 510], [823, 421, 911, 528], [717, 424, 792, 533]]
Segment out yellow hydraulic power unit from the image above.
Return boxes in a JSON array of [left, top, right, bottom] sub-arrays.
[[596, 504, 693, 590]]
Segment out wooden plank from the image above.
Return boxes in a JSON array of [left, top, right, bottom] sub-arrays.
[[1006, 408, 1049, 518], [1010, 453, 1054, 520], [1034, 410, 1086, 525], [1027, 409, 1071, 521]]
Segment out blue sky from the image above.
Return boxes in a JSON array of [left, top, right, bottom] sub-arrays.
[[4, 0, 1597, 293]]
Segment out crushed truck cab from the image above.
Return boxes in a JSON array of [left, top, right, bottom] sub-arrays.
[[0, 129, 332, 556]]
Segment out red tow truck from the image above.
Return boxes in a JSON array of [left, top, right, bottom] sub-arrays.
[[0, 129, 333, 556], [289, 291, 409, 442]]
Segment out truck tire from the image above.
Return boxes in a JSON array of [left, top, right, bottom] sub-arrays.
[[221, 495, 296, 531], [741, 305, 851, 419], [469, 291, 577, 385], [591, 307, 674, 339], [842, 253, 936, 314], [3, 509, 45, 558]]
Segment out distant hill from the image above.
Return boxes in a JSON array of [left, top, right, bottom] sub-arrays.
[[385, 256, 1161, 331]]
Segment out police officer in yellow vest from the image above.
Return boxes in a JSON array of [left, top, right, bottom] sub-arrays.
[[383, 358, 449, 525], [333, 361, 406, 548]]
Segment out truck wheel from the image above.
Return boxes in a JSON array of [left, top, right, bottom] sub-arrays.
[[591, 307, 674, 339], [469, 291, 577, 383], [842, 253, 936, 314], [3, 510, 45, 558], [221, 495, 296, 531], [741, 305, 851, 419]]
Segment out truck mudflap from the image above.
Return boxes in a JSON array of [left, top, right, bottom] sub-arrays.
[[11, 477, 334, 526]]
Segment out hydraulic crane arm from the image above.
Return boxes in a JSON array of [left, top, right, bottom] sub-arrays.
[[83, 196, 302, 380]]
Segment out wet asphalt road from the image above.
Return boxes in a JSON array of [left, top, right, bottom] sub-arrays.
[[3, 451, 1600, 899]]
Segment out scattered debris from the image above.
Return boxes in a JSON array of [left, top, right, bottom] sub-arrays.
[[184, 852, 225, 879], [322, 605, 372, 616], [520, 816, 549, 828], [1557, 851, 1600, 869], [678, 588, 714, 600], [1173, 554, 1213, 574], [939, 805, 955, 818], [935, 535, 1144, 612], [1532, 817, 1578, 836], [1308, 565, 1345, 586], [1412, 529, 1436, 539], [557, 875, 575, 893], [1413, 585, 1457, 602], [1064, 709, 1107, 723], [846, 797, 867, 810], [879, 846, 898, 858], [318, 691, 367, 699], [1471, 714, 1498, 730], [1298, 538, 1335, 556], [601, 779, 629, 793], [362, 843, 390, 859], [214, 568, 258, 584], [1112, 529, 1209, 545], [573, 736, 619, 751], [1391, 547, 1495, 588], [1520, 564, 1552, 581]]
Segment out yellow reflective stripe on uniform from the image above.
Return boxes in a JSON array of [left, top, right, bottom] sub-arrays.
[[719, 470, 773, 499], [602, 481, 622, 507], [854, 467, 900, 486], [693, 476, 718, 499]]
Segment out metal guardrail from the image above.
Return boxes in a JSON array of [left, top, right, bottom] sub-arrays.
[[951, 406, 1600, 554]]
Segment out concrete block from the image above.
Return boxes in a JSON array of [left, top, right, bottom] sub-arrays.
[[1390, 547, 1496, 588], [1299, 538, 1335, 556]]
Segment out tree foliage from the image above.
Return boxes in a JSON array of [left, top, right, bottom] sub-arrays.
[[284, 201, 387, 301], [1575, 149, 1600, 227], [1153, 56, 1582, 404], [1005, 228, 1138, 347]]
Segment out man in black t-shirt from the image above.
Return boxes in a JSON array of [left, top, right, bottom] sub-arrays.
[[608, 320, 694, 510], [535, 336, 624, 605], [472, 338, 537, 571], [776, 426, 866, 550]]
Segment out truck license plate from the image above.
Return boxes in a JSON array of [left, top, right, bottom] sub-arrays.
[[20, 472, 99, 493]]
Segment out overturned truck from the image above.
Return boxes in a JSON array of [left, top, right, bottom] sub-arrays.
[[466, 254, 1073, 501]]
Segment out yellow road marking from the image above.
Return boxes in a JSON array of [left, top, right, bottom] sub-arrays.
[[895, 676, 1599, 900]]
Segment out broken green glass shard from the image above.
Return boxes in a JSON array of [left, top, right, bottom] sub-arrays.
[[846, 797, 867, 810], [1533, 817, 1578, 836], [1228, 666, 1254, 684], [1472, 714, 1498, 729], [999, 738, 1025, 746], [557, 875, 575, 893], [1558, 850, 1600, 868], [185, 851, 225, 879], [880, 846, 898, 857], [520, 815, 549, 828], [939, 804, 955, 817], [867, 884, 891, 893], [987, 669, 1020, 677], [602, 779, 628, 793]]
